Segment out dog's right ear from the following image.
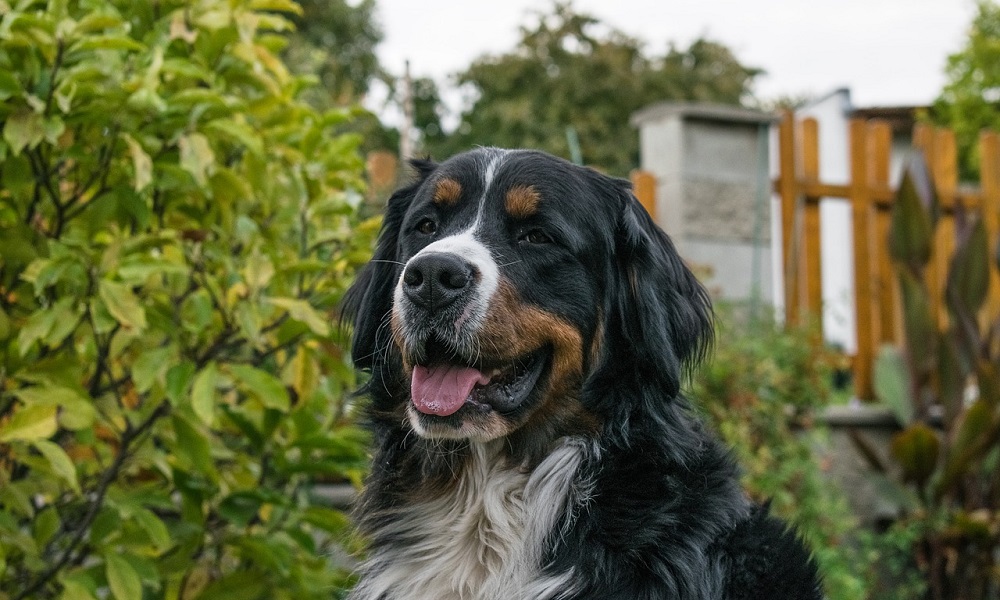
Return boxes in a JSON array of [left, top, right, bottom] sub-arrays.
[[341, 159, 437, 370]]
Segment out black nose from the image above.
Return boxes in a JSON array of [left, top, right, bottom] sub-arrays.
[[402, 252, 475, 312]]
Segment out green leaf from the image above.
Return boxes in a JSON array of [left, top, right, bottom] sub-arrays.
[[133, 508, 171, 550], [873, 345, 914, 425], [228, 364, 289, 411], [13, 385, 96, 431], [218, 491, 263, 527], [0, 70, 23, 101], [98, 279, 147, 331], [32, 505, 61, 547], [171, 414, 216, 477], [266, 297, 330, 336], [166, 361, 197, 405], [196, 571, 268, 600], [3, 108, 45, 155], [890, 423, 940, 489], [58, 577, 98, 600], [70, 34, 146, 52], [105, 553, 143, 600], [133, 346, 175, 393], [0, 404, 58, 442], [191, 363, 218, 425], [32, 439, 81, 494]]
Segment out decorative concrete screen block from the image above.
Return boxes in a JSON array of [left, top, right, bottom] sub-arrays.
[[631, 102, 777, 303]]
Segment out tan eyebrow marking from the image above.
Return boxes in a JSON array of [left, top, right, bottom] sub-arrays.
[[432, 178, 462, 205], [505, 185, 540, 219]]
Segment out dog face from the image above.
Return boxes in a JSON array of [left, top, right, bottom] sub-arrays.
[[344, 148, 712, 444]]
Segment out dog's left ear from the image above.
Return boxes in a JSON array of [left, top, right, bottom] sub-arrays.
[[598, 173, 714, 396], [342, 159, 437, 371]]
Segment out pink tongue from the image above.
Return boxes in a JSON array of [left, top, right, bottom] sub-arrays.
[[411, 364, 490, 416]]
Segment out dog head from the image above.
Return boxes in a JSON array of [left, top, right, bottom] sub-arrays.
[[343, 148, 712, 443]]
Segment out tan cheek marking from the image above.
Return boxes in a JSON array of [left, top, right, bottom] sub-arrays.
[[433, 178, 462, 205], [505, 185, 540, 219], [479, 281, 584, 401], [390, 310, 412, 372]]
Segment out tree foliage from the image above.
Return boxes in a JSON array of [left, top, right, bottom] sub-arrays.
[[0, 1, 373, 598], [933, 1, 1000, 178], [283, 0, 384, 107], [421, 2, 761, 175]]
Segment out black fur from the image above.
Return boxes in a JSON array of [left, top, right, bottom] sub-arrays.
[[342, 148, 822, 599]]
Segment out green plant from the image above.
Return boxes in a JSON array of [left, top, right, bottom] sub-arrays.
[[865, 152, 1000, 599], [691, 310, 869, 600], [0, 1, 374, 598]]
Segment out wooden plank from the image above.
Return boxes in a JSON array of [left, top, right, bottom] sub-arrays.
[[912, 124, 943, 334], [778, 110, 800, 326], [850, 119, 876, 401], [868, 121, 898, 343], [933, 129, 958, 331], [981, 131, 1000, 325], [801, 118, 823, 326], [630, 170, 657, 218]]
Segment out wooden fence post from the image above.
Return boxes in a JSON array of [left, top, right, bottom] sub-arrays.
[[868, 121, 897, 343], [630, 170, 657, 217], [933, 129, 959, 331], [849, 119, 877, 402], [778, 111, 800, 327], [981, 131, 1000, 324], [801, 118, 823, 328]]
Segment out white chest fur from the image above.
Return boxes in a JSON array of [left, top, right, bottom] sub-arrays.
[[349, 438, 590, 600]]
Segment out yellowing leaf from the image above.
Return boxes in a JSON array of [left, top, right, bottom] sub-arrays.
[[32, 439, 81, 494], [179, 132, 215, 186], [3, 108, 45, 155], [191, 363, 218, 425], [228, 364, 289, 411], [123, 133, 152, 191], [266, 297, 330, 336], [0, 404, 57, 442], [98, 279, 147, 331]]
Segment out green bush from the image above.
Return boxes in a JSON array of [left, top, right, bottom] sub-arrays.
[[0, 1, 374, 598], [691, 311, 869, 600]]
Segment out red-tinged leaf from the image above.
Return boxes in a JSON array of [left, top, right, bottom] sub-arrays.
[[947, 217, 990, 318], [890, 155, 935, 267]]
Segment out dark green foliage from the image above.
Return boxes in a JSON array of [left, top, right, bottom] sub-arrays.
[[692, 311, 868, 600], [0, 0, 374, 598], [867, 153, 1000, 599], [421, 2, 761, 175], [933, 1, 1000, 179]]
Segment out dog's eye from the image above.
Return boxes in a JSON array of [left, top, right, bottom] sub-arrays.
[[416, 218, 437, 235], [519, 229, 552, 245]]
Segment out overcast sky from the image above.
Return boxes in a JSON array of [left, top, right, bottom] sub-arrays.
[[371, 0, 977, 115]]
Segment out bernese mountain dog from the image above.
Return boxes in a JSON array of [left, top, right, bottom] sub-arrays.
[[342, 148, 822, 600]]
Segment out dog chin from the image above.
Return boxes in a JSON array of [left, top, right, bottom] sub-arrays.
[[406, 404, 513, 441]]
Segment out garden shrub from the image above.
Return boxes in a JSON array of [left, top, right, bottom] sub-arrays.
[[691, 310, 869, 600], [0, 0, 374, 598]]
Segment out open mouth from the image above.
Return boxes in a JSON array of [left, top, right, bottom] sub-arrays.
[[409, 337, 548, 418]]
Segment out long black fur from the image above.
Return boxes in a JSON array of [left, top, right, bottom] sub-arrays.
[[342, 148, 822, 599]]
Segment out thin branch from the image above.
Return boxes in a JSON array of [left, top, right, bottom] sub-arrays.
[[13, 402, 171, 600]]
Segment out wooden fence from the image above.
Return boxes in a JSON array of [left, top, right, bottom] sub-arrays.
[[775, 111, 1000, 401]]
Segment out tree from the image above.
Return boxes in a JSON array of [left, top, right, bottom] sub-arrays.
[[284, 0, 385, 106], [423, 2, 761, 175], [933, 1, 1000, 178], [0, 1, 372, 597]]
